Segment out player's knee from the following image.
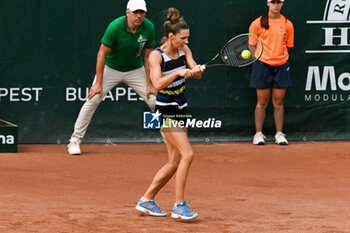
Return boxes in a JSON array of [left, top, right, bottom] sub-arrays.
[[256, 102, 268, 109], [181, 151, 194, 164], [272, 99, 284, 108], [88, 95, 102, 105]]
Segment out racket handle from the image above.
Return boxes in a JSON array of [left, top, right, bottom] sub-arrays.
[[200, 65, 206, 70]]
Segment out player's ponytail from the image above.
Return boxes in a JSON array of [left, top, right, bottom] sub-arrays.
[[260, 10, 269, 29], [261, 2, 289, 30], [166, 7, 180, 24], [161, 7, 189, 44]]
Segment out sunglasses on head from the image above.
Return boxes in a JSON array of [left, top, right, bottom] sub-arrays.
[[269, 0, 283, 3]]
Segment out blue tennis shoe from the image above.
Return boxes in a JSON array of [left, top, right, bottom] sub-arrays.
[[171, 201, 198, 219], [136, 199, 167, 217]]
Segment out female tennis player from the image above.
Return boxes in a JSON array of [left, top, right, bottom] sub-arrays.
[[135, 7, 203, 219], [249, 0, 294, 145]]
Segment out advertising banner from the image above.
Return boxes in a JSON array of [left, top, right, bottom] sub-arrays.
[[1, 0, 349, 143]]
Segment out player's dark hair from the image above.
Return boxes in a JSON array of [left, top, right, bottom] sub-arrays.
[[260, 10, 288, 29], [160, 8, 189, 44], [260, 10, 269, 29]]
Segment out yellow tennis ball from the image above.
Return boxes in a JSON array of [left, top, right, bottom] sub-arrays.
[[241, 50, 251, 59], [224, 56, 228, 60]]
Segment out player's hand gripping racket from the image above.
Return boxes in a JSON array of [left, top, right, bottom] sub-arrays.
[[200, 33, 263, 70]]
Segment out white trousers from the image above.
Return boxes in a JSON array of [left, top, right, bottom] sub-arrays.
[[70, 65, 156, 141]]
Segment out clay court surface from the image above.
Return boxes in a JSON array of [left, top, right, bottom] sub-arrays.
[[1, 142, 350, 233]]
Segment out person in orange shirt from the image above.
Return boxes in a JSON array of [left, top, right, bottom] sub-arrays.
[[249, 0, 294, 145]]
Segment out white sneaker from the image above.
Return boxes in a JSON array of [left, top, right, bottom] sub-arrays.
[[253, 132, 266, 145], [275, 132, 288, 145], [67, 138, 81, 155]]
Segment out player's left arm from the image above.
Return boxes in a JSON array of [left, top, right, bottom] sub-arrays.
[[144, 47, 157, 98], [183, 45, 203, 80], [286, 20, 295, 53]]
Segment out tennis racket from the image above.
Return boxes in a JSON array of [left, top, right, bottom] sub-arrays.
[[200, 33, 263, 70]]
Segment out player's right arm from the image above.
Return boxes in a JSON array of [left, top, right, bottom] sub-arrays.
[[182, 45, 203, 79], [88, 44, 111, 100], [149, 50, 191, 92]]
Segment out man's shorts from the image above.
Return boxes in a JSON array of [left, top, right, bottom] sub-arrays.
[[250, 60, 292, 89]]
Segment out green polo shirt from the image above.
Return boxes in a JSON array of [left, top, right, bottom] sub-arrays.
[[101, 16, 155, 72]]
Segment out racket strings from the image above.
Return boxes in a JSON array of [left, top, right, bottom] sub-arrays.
[[221, 35, 259, 67]]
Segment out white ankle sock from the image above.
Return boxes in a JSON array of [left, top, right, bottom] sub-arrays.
[[141, 197, 152, 202]]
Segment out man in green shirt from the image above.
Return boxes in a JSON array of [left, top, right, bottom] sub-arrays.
[[68, 0, 156, 155]]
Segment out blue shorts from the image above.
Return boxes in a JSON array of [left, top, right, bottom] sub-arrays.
[[250, 60, 292, 89]]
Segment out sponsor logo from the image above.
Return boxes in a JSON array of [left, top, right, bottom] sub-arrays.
[[0, 135, 15, 144], [305, 66, 350, 102], [306, 66, 350, 91], [0, 88, 43, 102], [66, 87, 145, 102], [305, 0, 350, 102], [136, 35, 147, 57], [137, 34, 148, 43], [306, 0, 350, 54], [324, 0, 350, 21]]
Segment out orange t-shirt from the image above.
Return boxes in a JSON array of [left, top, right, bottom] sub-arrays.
[[249, 15, 294, 66]]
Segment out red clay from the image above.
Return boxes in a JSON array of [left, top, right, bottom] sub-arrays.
[[1, 142, 350, 232]]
